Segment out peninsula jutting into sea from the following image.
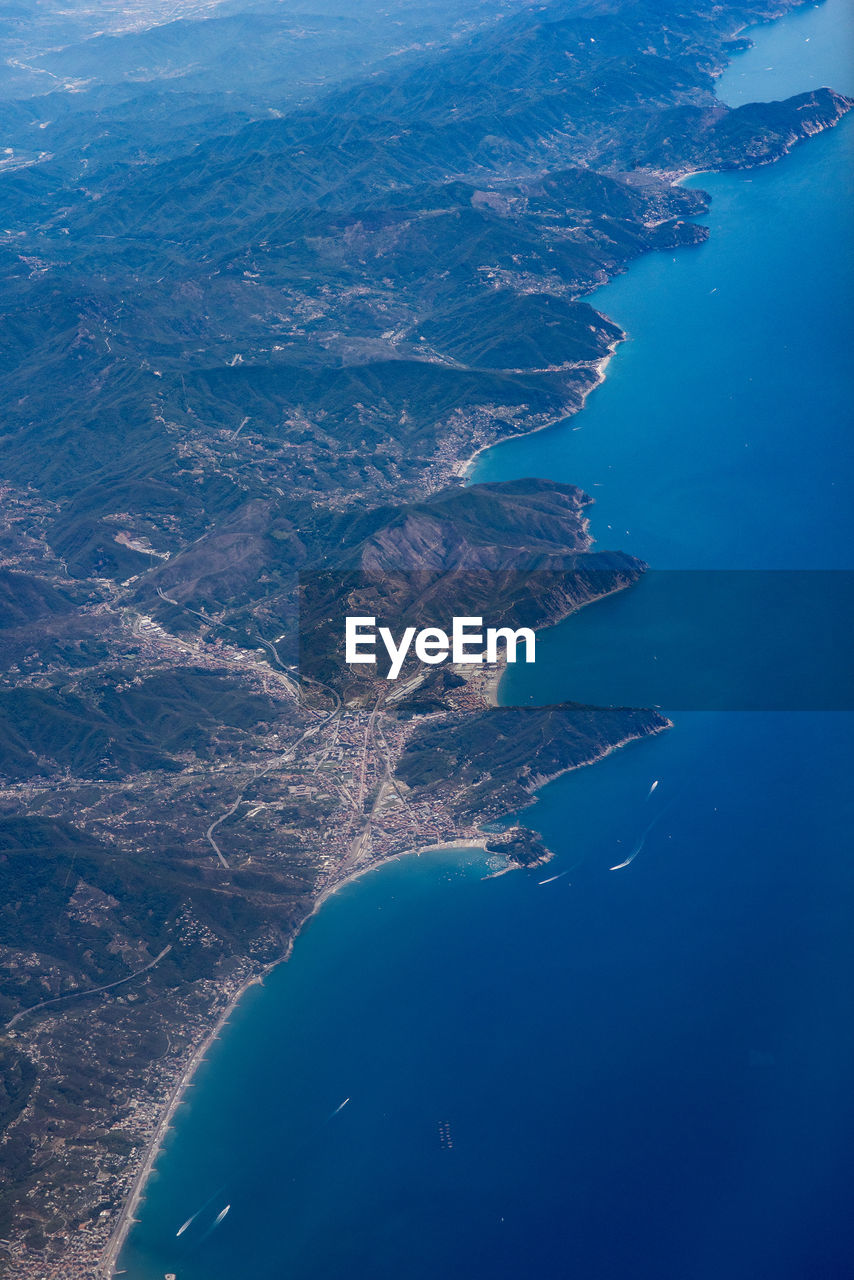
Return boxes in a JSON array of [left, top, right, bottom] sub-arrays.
[[0, 1, 852, 1277]]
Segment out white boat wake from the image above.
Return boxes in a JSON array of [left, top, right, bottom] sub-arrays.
[[610, 800, 675, 872], [609, 832, 647, 871]]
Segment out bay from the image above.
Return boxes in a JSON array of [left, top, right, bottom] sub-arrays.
[[120, 5, 854, 1277]]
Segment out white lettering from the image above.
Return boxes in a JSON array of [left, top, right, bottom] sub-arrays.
[[344, 617, 536, 677], [345, 616, 377, 664], [415, 627, 450, 664], [379, 625, 416, 679], [486, 626, 536, 664], [452, 617, 484, 663]]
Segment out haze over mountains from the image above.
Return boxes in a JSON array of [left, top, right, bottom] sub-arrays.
[[0, 0, 542, 169], [0, 0, 850, 1273]]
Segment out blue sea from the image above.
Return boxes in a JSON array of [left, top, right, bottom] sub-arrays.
[[120, 5, 854, 1277]]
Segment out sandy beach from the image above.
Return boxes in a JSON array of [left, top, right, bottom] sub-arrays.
[[453, 349, 618, 482], [98, 835, 488, 1277], [96, 327, 633, 1276], [98, 971, 264, 1278], [98, 694, 671, 1276]]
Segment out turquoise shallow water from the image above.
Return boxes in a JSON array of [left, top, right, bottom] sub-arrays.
[[121, 5, 854, 1278]]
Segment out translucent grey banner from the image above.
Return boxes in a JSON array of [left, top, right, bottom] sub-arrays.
[[502, 571, 854, 712], [298, 569, 854, 711]]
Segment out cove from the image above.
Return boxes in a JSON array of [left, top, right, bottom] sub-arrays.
[[119, 5, 854, 1278]]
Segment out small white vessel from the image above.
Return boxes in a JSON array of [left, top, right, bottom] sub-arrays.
[[538, 871, 570, 885], [610, 832, 647, 871]]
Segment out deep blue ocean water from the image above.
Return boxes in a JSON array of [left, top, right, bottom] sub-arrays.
[[120, 5, 854, 1277]]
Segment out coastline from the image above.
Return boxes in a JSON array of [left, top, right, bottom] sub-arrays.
[[87, 7, 853, 1278], [98, 970, 267, 1278], [517, 721, 672, 806], [99, 330, 652, 1280], [99, 836, 484, 1277], [100, 704, 669, 1275], [3, 1, 851, 1273], [95, 20, 852, 1271], [453, 349, 617, 483]]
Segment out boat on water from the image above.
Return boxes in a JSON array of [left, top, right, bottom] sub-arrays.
[[538, 871, 570, 885], [610, 833, 647, 871]]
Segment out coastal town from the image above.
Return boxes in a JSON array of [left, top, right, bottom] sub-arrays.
[[0, 582, 532, 1280], [1, 0, 850, 1271]]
